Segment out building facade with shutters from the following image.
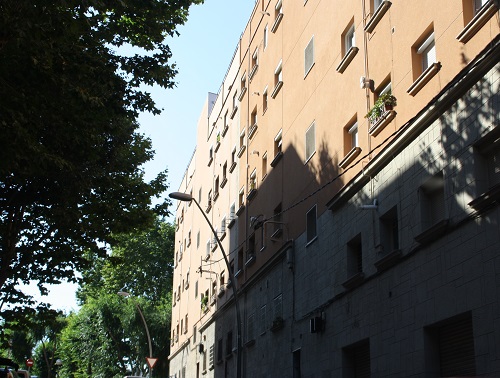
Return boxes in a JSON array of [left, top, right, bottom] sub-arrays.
[[169, 0, 500, 377]]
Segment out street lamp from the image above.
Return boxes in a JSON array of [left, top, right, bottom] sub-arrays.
[[118, 291, 153, 378], [55, 359, 62, 378], [169, 191, 242, 378]]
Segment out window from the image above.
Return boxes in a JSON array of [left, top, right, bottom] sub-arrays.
[[206, 240, 211, 259], [272, 60, 283, 98], [305, 122, 316, 162], [214, 176, 219, 200], [250, 47, 259, 79], [263, 87, 268, 111], [304, 36, 314, 77], [230, 147, 237, 172], [238, 187, 245, 208], [457, 0, 498, 43], [217, 338, 223, 363], [293, 349, 301, 378], [247, 313, 256, 342], [273, 294, 283, 321], [272, 203, 283, 238], [306, 204, 317, 244], [239, 72, 247, 101], [231, 92, 238, 118], [470, 126, 500, 210], [249, 169, 257, 192], [408, 28, 441, 95], [342, 339, 371, 378], [418, 32, 436, 72], [207, 189, 212, 211], [238, 131, 246, 158], [271, 0, 283, 32], [197, 230, 200, 248], [208, 147, 213, 166], [340, 118, 362, 169], [345, 24, 355, 53], [221, 162, 228, 187], [249, 108, 258, 138], [263, 24, 269, 50], [380, 206, 399, 253], [474, 0, 489, 14], [226, 331, 233, 357], [271, 130, 283, 167], [209, 344, 214, 368], [260, 305, 267, 334], [425, 313, 476, 376], [346, 234, 363, 277], [420, 172, 446, 231], [222, 110, 229, 136], [365, 0, 392, 33], [262, 152, 268, 180]]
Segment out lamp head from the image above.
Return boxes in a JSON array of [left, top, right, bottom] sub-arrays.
[[117, 291, 130, 298], [169, 192, 194, 202]]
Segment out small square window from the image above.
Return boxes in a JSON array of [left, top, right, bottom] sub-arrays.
[[305, 122, 316, 162], [263, 24, 269, 50], [306, 204, 317, 244], [271, 0, 284, 32], [345, 24, 356, 53], [272, 60, 283, 98], [420, 172, 446, 231], [417, 32, 436, 72], [304, 36, 314, 77]]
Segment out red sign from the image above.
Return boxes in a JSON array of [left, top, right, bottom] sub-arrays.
[[146, 357, 158, 369], [26, 359, 34, 367]]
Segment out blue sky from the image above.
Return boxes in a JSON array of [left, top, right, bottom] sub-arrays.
[[140, 0, 256, 221], [26, 0, 257, 311]]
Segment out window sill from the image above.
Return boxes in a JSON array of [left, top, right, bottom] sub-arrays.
[[305, 236, 317, 247], [414, 219, 450, 244], [230, 106, 238, 119], [213, 192, 219, 203], [227, 217, 236, 229], [468, 184, 500, 212], [214, 141, 221, 153], [407, 62, 442, 96], [339, 146, 362, 169], [237, 145, 246, 158], [205, 204, 212, 213], [236, 205, 245, 216], [270, 151, 283, 167], [271, 81, 283, 99], [229, 161, 237, 173], [271, 13, 283, 33], [221, 124, 229, 137], [336, 47, 359, 73], [248, 124, 258, 139], [207, 157, 213, 167], [374, 249, 402, 272], [238, 87, 247, 101], [364, 1, 392, 33], [368, 110, 397, 137], [249, 64, 258, 81], [220, 177, 227, 188], [244, 339, 256, 347], [245, 254, 256, 267], [342, 272, 365, 290], [247, 188, 257, 201], [457, 0, 498, 43]]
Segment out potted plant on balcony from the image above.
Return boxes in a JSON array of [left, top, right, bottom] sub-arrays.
[[201, 295, 208, 312], [365, 93, 397, 123]]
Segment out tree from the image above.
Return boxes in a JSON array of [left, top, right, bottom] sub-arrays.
[[0, 0, 203, 315], [59, 219, 175, 377]]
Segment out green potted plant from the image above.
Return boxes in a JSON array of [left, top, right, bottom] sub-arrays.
[[201, 295, 208, 312], [365, 93, 397, 123]]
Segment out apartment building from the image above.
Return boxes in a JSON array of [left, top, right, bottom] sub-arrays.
[[169, 0, 500, 377]]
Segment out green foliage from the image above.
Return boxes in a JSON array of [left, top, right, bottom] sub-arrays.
[[57, 219, 175, 377], [365, 93, 397, 122], [0, 0, 202, 315]]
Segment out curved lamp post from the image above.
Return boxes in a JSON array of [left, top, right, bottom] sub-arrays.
[[55, 359, 62, 378], [118, 291, 153, 378], [169, 192, 242, 378]]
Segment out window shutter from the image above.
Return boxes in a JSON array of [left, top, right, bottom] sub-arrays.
[[304, 37, 314, 76]]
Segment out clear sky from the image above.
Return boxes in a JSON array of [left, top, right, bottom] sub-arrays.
[[25, 0, 257, 312]]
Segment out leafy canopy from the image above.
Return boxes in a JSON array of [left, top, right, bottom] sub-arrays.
[[0, 0, 202, 314]]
